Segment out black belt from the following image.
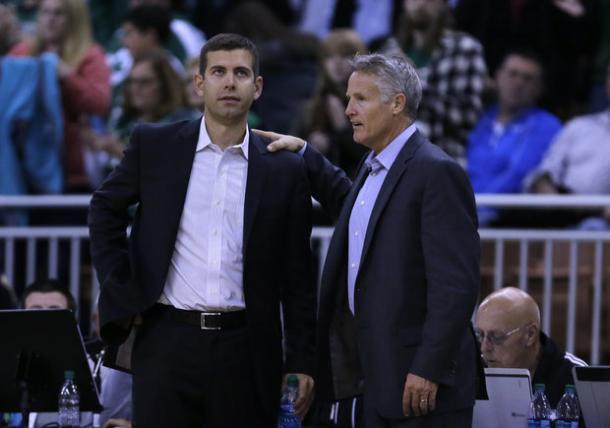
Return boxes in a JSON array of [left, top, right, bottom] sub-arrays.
[[150, 304, 246, 330]]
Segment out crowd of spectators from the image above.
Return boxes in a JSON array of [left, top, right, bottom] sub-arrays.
[[0, 0, 609, 231]]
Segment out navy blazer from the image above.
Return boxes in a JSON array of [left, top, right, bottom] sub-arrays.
[[307, 130, 481, 418], [88, 118, 316, 419]]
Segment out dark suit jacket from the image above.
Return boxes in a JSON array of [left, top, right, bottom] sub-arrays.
[[88, 118, 316, 419], [306, 130, 481, 419]]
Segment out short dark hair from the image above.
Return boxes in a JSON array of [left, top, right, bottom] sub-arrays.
[[501, 49, 545, 74], [21, 279, 77, 312], [198, 33, 259, 76], [123, 5, 171, 44]]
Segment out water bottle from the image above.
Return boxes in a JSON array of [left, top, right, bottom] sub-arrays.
[[556, 384, 580, 428], [58, 370, 80, 428], [528, 383, 551, 428], [278, 374, 301, 428]]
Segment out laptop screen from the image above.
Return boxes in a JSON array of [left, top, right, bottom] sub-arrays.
[[573, 366, 610, 428], [473, 368, 532, 428]]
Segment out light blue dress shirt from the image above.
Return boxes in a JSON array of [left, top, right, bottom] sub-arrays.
[[347, 124, 417, 313]]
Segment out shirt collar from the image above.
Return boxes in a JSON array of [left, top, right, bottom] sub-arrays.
[[196, 116, 250, 159], [365, 123, 417, 172]]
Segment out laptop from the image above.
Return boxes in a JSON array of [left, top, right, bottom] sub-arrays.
[[473, 368, 532, 428], [573, 366, 610, 428]]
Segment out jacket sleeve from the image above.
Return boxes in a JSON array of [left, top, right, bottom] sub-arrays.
[[281, 156, 317, 376], [88, 126, 141, 344], [302, 144, 355, 220], [61, 44, 111, 116], [410, 158, 480, 385]]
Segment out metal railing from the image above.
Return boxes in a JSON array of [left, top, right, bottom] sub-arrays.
[[1, 194, 610, 363]]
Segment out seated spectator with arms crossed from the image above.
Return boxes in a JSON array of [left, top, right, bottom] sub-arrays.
[[525, 64, 610, 229], [467, 51, 561, 226]]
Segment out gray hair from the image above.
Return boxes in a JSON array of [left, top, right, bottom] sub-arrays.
[[352, 53, 422, 118]]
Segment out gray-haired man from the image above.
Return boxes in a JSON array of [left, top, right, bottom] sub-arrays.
[[259, 53, 481, 427]]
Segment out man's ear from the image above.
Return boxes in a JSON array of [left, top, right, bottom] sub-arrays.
[[194, 72, 204, 96], [392, 93, 407, 115], [253, 75, 263, 100], [525, 324, 539, 346]]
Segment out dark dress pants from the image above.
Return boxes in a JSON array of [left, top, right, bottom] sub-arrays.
[[363, 396, 473, 428], [131, 313, 272, 427]]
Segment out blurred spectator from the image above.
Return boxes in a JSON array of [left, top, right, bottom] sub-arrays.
[[86, 50, 196, 163], [468, 51, 561, 225], [2, 0, 39, 36], [103, 0, 205, 66], [296, 29, 367, 178], [374, 0, 487, 164], [128, 0, 205, 61], [184, 56, 204, 112], [524, 65, 610, 228], [226, 1, 319, 133], [299, 0, 397, 44], [9, 0, 111, 192], [108, 5, 184, 88], [20, 277, 76, 311], [527, 64, 610, 195], [475, 287, 587, 408], [589, 0, 610, 112], [0, 3, 21, 55], [455, 0, 598, 119], [18, 278, 98, 428], [106, 4, 185, 123]]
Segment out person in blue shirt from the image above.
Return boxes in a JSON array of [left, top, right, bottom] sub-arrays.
[[467, 51, 561, 225]]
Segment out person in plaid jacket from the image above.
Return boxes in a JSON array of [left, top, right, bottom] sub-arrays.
[[372, 0, 488, 165]]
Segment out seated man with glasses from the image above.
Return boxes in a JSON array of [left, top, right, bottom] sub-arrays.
[[475, 287, 586, 408]]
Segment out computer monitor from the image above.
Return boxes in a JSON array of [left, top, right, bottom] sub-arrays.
[[473, 368, 532, 428], [573, 366, 610, 428]]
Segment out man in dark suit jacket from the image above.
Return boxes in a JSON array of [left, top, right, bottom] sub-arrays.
[[262, 53, 480, 427], [88, 34, 316, 427]]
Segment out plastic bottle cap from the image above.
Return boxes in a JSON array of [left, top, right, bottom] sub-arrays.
[[565, 384, 575, 392], [286, 374, 299, 387], [64, 370, 75, 380], [534, 383, 545, 391]]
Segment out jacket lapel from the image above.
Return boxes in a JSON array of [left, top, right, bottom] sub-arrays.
[[166, 118, 200, 240], [358, 130, 424, 268], [243, 131, 269, 256]]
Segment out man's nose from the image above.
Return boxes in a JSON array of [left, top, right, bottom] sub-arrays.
[[345, 100, 354, 117], [224, 73, 236, 88]]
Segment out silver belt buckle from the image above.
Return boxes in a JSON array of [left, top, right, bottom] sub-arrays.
[[200, 312, 222, 330]]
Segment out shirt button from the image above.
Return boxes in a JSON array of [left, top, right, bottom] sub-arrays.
[[354, 231, 359, 237], [360, 200, 365, 205], [351, 263, 356, 268], [371, 172, 377, 176]]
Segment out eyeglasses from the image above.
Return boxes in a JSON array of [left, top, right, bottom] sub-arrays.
[[475, 323, 532, 346]]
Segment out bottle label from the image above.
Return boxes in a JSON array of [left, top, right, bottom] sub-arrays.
[[528, 419, 551, 428], [556, 422, 579, 428]]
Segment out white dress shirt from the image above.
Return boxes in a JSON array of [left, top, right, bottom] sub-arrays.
[[160, 117, 249, 311]]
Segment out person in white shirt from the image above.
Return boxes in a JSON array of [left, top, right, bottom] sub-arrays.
[[89, 33, 316, 427]]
